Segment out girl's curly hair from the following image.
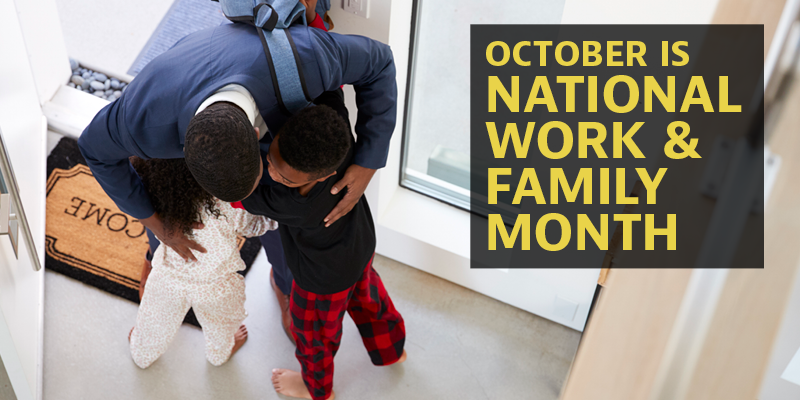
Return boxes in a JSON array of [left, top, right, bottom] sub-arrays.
[[131, 157, 220, 237]]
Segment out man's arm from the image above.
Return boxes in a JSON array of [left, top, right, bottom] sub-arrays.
[[310, 30, 397, 169], [78, 103, 155, 219], [306, 31, 397, 225], [78, 104, 206, 261]]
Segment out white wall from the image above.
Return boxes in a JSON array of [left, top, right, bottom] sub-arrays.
[[560, 0, 720, 24]]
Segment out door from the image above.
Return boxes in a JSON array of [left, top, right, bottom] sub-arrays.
[[0, 0, 70, 399]]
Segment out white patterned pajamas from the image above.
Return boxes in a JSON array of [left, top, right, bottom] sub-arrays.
[[130, 269, 247, 367], [129, 201, 277, 368]]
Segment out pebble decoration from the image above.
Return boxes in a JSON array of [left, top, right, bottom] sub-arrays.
[[68, 58, 128, 101]]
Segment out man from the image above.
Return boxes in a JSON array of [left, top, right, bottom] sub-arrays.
[[78, 6, 396, 339]]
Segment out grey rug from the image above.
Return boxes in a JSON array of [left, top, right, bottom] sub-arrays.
[[128, 0, 227, 76]]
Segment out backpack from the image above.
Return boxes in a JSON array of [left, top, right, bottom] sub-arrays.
[[213, 0, 331, 114]]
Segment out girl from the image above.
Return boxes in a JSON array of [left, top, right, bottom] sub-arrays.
[[128, 156, 276, 368]]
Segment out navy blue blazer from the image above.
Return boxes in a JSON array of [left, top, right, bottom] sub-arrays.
[[78, 22, 396, 219]]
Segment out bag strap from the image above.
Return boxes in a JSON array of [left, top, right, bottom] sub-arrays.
[[214, 0, 313, 114], [259, 26, 312, 114]]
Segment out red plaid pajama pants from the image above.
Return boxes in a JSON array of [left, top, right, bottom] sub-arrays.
[[289, 255, 406, 400]]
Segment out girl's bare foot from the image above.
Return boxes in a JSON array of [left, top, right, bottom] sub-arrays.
[[230, 325, 248, 357], [139, 258, 152, 301], [272, 368, 335, 400], [128, 327, 134, 342]]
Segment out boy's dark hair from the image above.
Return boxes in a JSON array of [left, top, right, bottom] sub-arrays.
[[184, 102, 260, 202], [278, 105, 351, 179], [131, 157, 220, 237]]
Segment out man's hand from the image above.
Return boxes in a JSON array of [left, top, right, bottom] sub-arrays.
[[299, 0, 318, 24], [325, 164, 376, 227], [139, 213, 206, 262]]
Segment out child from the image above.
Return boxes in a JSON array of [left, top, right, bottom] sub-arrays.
[[236, 90, 406, 400], [129, 156, 277, 368]]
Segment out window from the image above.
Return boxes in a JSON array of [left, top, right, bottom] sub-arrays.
[[400, 0, 563, 211]]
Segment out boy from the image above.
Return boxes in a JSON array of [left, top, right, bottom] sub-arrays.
[[235, 91, 406, 400]]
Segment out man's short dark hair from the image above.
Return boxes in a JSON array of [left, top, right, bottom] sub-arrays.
[[278, 105, 351, 179], [184, 102, 260, 202]]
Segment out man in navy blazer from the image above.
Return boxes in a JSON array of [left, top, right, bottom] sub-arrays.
[[78, 18, 396, 338]]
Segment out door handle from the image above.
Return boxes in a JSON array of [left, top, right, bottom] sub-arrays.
[[0, 127, 42, 271]]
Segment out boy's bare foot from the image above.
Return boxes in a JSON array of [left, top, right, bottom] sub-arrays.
[[396, 349, 407, 364], [272, 368, 335, 400], [230, 325, 248, 357]]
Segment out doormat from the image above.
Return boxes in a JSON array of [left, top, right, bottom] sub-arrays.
[[128, 0, 227, 76], [45, 137, 262, 327]]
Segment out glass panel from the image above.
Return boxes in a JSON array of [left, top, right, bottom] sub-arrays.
[[400, 0, 565, 210]]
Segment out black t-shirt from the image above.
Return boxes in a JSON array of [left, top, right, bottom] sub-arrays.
[[241, 91, 376, 294]]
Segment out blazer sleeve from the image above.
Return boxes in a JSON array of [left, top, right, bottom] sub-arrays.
[[307, 29, 397, 169], [77, 102, 156, 220]]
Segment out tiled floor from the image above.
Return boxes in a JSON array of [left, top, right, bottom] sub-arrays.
[[43, 249, 580, 400], [0, 355, 16, 400]]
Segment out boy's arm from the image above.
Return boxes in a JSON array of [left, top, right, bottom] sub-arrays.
[[238, 185, 309, 227]]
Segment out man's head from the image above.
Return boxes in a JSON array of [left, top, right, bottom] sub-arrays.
[[267, 105, 350, 188], [184, 102, 262, 201]]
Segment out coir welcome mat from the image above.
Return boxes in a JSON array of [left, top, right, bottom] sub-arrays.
[[46, 137, 262, 326]]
